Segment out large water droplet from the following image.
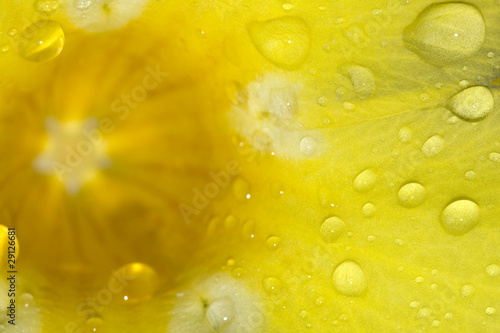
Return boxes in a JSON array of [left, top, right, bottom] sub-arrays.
[[485, 263, 500, 277], [332, 261, 367, 296], [320, 216, 345, 243], [403, 3, 485, 65], [440, 199, 480, 235], [353, 169, 377, 192], [110, 262, 159, 303], [342, 65, 376, 99], [206, 297, 235, 331], [248, 16, 311, 69], [34, 0, 59, 16], [422, 135, 444, 157], [17, 20, 64, 62], [398, 183, 426, 208], [447, 86, 493, 121]]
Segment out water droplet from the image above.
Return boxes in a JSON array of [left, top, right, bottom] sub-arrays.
[[320, 216, 345, 243], [465, 170, 476, 180], [447, 86, 493, 121], [367, 235, 376, 242], [317, 96, 327, 106], [398, 126, 413, 143], [343, 101, 355, 111], [299, 136, 316, 155], [417, 307, 432, 319], [110, 263, 159, 303], [265, 236, 282, 251], [460, 284, 475, 297], [398, 183, 426, 208], [431, 320, 441, 327], [17, 20, 65, 62], [362, 203, 376, 218], [422, 135, 445, 157], [315, 296, 324, 306], [262, 277, 282, 295], [232, 267, 246, 278], [485, 307, 496, 315], [232, 177, 250, 201], [444, 312, 453, 320], [415, 276, 424, 283], [440, 199, 480, 235], [206, 297, 235, 331], [248, 16, 311, 69], [394, 239, 405, 246], [74, 0, 93, 10], [332, 261, 367, 296], [0, 44, 10, 54], [409, 300, 421, 309], [8, 28, 17, 37], [403, 3, 485, 65], [34, 0, 59, 16], [487, 52, 495, 58], [489, 152, 500, 162], [282, 3, 292, 11], [485, 263, 500, 277], [342, 65, 376, 99], [353, 169, 377, 192]]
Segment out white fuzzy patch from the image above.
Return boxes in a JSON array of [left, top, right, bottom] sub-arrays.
[[66, 0, 149, 33], [0, 286, 42, 332], [168, 273, 266, 333]]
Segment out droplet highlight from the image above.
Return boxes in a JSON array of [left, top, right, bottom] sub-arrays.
[[110, 262, 159, 303], [34, 0, 59, 16]]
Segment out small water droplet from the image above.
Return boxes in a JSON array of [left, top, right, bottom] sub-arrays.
[[320, 216, 345, 243], [225, 215, 238, 228], [248, 16, 311, 70], [398, 126, 413, 143], [485, 307, 496, 315], [232, 267, 246, 278], [110, 263, 159, 303], [353, 169, 377, 192], [460, 284, 475, 297], [343, 101, 356, 111], [394, 239, 405, 246], [485, 263, 500, 277], [403, 3, 485, 65], [489, 152, 500, 162], [262, 277, 282, 295], [447, 86, 494, 121], [367, 235, 376, 242], [417, 307, 432, 319], [315, 296, 324, 306], [8, 28, 17, 37], [415, 276, 424, 283], [265, 236, 282, 251], [317, 96, 327, 106], [232, 177, 250, 201], [17, 20, 65, 62], [300, 136, 316, 155], [465, 170, 476, 180], [398, 182, 426, 208], [431, 320, 441, 327], [409, 300, 421, 309], [362, 203, 376, 218], [0, 44, 9, 54], [422, 135, 445, 157], [444, 312, 453, 320], [440, 199, 480, 235], [332, 261, 367, 296], [459, 80, 470, 88], [487, 52, 495, 58], [34, 0, 59, 16]]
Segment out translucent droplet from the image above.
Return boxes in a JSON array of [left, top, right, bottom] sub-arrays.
[[266, 236, 282, 251], [362, 203, 376, 218], [440, 199, 480, 235], [415, 276, 424, 283], [417, 307, 432, 319], [367, 235, 376, 242], [332, 261, 367, 296], [74, 0, 93, 10], [300, 136, 316, 156], [353, 169, 377, 192], [343, 102, 355, 111], [409, 300, 421, 309], [460, 284, 475, 297], [398, 126, 413, 143], [205, 297, 234, 331], [432, 320, 441, 327], [444, 312, 453, 320], [232, 267, 245, 278], [447, 86, 493, 121], [422, 135, 445, 157], [394, 239, 405, 246], [17, 20, 65, 62], [248, 16, 311, 69], [0, 44, 10, 54], [403, 3, 485, 65], [110, 263, 159, 303], [34, 0, 59, 16], [232, 177, 250, 201], [489, 152, 500, 162], [320, 216, 345, 243], [398, 183, 426, 208], [485, 263, 500, 277], [8, 28, 17, 37], [343, 65, 376, 99], [262, 277, 282, 295], [485, 307, 496, 315], [465, 170, 476, 180], [317, 96, 327, 106]]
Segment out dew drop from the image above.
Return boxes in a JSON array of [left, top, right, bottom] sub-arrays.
[[398, 126, 413, 143], [409, 300, 421, 309], [440, 199, 480, 235], [262, 277, 282, 295], [232, 267, 246, 278], [265, 236, 282, 251], [417, 307, 432, 319], [299, 136, 316, 156], [432, 320, 441, 327], [17, 20, 65, 62], [415, 276, 424, 283], [403, 3, 485, 65], [232, 177, 250, 201], [0, 44, 10, 54], [110, 263, 159, 303], [444, 312, 453, 320], [205, 297, 235, 331], [485, 307, 496, 315], [489, 152, 500, 162], [353, 169, 377, 192], [332, 261, 367, 296], [367, 235, 376, 242], [460, 284, 475, 297], [398, 182, 426, 208], [34, 0, 59, 16], [362, 203, 376, 218], [225, 215, 238, 228], [320, 216, 345, 243], [485, 263, 500, 277], [74, 0, 93, 10], [342, 65, 376, 99], [343, 101, 355, 111], [465, 170, 476, 180], [422, 135, 444, 157], [248, 16, 311, 69], [447, 86, 493, 121]]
